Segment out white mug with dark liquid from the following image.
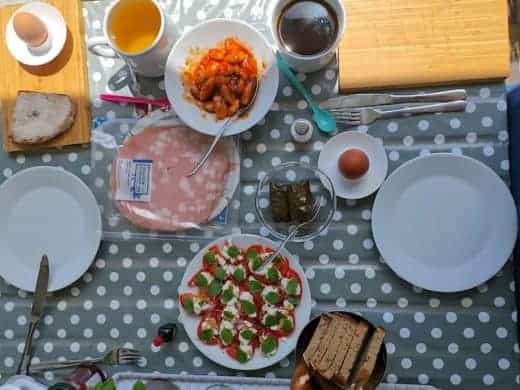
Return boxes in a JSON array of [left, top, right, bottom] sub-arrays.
[[268, 0, 346, 73]]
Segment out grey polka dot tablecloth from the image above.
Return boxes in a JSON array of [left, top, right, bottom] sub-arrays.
[[0, 1, 519, 389]]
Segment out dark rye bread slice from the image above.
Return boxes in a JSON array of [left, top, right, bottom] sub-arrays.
[[321, 314, 358, 380], [303, 314, 332, 366], [309, 314, 341, 370], [334, 320, 370, 386], [316, 314, 348, 374], [348, 327, 386, 390]]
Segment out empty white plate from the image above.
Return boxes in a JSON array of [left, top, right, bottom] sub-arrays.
[[372, 153, 518, 292], [0, 167, 102, 292], [318, 131, 388, 199], [6, 1, 67, 66]]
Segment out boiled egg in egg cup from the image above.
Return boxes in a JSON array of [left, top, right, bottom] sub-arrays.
[[318, 131, 388, 200], [6, 1, 67, 66]]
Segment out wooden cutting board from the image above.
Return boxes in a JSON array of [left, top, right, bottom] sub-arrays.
[[339, 0, 510, 92], [0, 0, 90, 152]]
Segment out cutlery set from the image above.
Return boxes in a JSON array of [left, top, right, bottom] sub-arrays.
[[16, 256, 142, 374], [321, 89, 467, 126]]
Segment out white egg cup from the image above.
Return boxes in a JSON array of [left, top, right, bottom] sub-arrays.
[[6, 1, 67, 66]]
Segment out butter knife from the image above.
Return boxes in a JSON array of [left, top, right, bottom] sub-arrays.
[[320, 89, 467, 109], [16, 255, 49, 375]]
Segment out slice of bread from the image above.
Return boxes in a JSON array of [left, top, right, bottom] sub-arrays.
[[348, 327, 386, 390], [321, 314, 357, 380], [303, 314, 332, 366], [11, 91, 76, 144], [334, 320, 370, 386], [310, 314, 341, 370], [310, 316, 339, 372]]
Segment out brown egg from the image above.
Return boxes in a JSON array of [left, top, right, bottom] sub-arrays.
[[13, 12, 48, 48], [338, 148, 370, 180]]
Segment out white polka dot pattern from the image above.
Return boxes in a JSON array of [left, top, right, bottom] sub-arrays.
[[0, 4, 514, 388]]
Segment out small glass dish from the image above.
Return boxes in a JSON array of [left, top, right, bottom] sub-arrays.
[[255, 161, 336, 243]]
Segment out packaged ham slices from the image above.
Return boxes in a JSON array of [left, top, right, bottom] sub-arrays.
[[91, 110, 241, 239]]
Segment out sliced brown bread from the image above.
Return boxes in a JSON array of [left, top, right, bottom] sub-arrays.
[[303, 314, 332, 366], [321, 314, 358, 380], [348, 327, 386, 390], [309, 314, 341, 370], [316, 314, 348, 373], [334, 320, 370, 386], [11, 91, 76, 144]]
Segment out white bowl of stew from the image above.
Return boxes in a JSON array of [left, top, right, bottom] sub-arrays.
[[165, 19, 279, 136]]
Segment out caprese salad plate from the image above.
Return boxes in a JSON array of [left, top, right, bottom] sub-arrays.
[[177, 234, 311, 370]]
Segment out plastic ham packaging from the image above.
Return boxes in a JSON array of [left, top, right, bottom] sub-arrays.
[[91, 110, 241, 239]]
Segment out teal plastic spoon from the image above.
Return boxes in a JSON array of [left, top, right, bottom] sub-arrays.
[[275, 52, 337, 133]]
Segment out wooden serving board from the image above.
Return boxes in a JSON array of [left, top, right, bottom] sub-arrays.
[[339, 0, 510, 92], [0, 0, 90, 152]]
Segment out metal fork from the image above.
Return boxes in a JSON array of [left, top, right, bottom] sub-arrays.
[[334, 100, 467, 126], [261, 198, 322, 269], [29, 348, 142, 372]]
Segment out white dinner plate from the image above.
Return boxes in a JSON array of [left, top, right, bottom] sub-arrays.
[[178, 234, 312, 370], [372, 153, 518, 292], [6, 1, 67, 66], [165, 19, 279, 136], [0, 167, 102, 292], [318, 131, 388, 199]]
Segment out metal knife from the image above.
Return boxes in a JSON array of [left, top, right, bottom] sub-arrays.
[[16, 255, 49, 375], [319, 89, 467, 109]]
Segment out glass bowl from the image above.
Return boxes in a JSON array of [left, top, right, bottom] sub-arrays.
[[255, 161, 336, 243]]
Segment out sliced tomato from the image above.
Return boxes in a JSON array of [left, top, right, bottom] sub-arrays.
[[225, 342, 255, 363], [179, 293, 197, 313], [246, 245, 264, 256], [197, 315, 219, 345]]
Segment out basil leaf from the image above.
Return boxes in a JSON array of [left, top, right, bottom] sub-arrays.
[[215, 266, 227, 281], [236, 348, 249, 363], [264, 314, 277, 327], [286, 278, 299, 295], [287, 295, 300, 306], [247, 249, 259, 261], [227, 246, 240, 257], [200, 328, 214, 341], [240, 329, 255, 341], [250, 257, 263, 271], [223, 309, 235, 320], [248, 279, 263, 294], [265, 291, 281, 305], [267, 268, 280, 282], [195, 273, 208, 288], [182, 297, 194, 313], [233, 267, 245, 282], [241, 300, 256, 316], [281, 317, 293, 333], [220, 328, 233, 345], [203, 252, 216, 265], [221, 288, 234, 303], [261, 336, 277, 354], [208, 279, 222, 297]]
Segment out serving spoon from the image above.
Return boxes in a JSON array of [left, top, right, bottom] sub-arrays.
[[260, 197, 322, 270], [186, 79, 260, 177]]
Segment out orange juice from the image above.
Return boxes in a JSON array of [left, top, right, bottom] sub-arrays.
[[108, 0, 161, 54]]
